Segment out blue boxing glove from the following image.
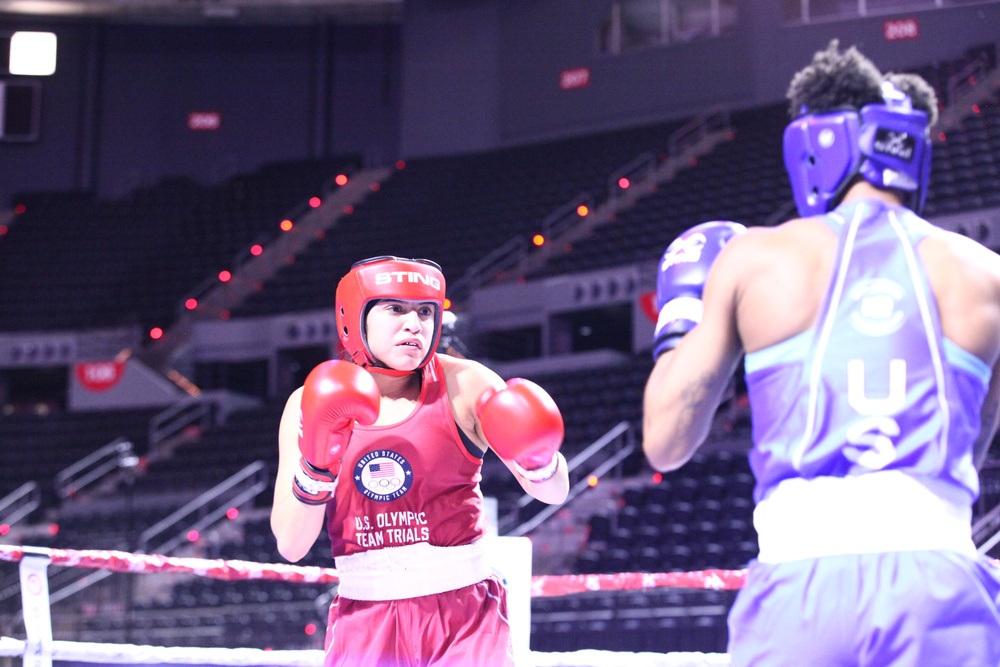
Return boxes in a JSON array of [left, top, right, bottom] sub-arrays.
[[652, 221, 747, 361]]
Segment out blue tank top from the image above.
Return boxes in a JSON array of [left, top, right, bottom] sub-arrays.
[[744, 199, 989, 511]]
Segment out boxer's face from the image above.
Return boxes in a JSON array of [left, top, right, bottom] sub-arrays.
[[365, 299, 437, 370]]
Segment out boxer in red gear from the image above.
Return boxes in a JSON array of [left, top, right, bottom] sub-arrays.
[[271, 256, 569, 667], [292, 360, 380, 506]]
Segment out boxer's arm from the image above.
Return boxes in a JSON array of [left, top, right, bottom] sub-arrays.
[[652, 221, 747, 359], [442, 355, 569, 504], [477, 378, 568, 502], [643, 237, 745, 472], [271, 388, 327, 562]]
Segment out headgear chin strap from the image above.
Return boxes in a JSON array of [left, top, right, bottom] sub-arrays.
[[783, 80, 932, 217], [335, 256, 446, 377]]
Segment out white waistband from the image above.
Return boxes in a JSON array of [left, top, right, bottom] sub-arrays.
[[334, 540, 494, 601], [754, 471, 976, 563]]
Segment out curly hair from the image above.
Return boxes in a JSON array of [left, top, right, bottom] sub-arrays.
[[786, 40, 885, 118], [884, 72, 939, 126], [787, 40, 938, 124]]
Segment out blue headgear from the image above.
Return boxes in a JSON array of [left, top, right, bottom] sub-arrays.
[[783, 81, 932, 217]]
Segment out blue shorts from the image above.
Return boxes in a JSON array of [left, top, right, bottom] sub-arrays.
[[728, 551, 1000, 667]]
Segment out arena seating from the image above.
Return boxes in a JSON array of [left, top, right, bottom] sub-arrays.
[[0, 407, 157, 510], [2, 48, 996, 339], [3, 41, 1000, 656], [222, 44, 1000, 316], [914, 43, 997, 106], [925, 97, 1000, 217], [530, 588, 735, 654], [529, 355, 652, 448], [530, 103, 792, 278], [232, 117, 691, 318], [573, 450, 757, 576], [0, 157, 358, 333], [133, 402, 285, 495], [119, 514, 333, 650]]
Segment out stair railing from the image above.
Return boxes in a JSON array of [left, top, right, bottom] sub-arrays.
[[501, 421, 636, 537]]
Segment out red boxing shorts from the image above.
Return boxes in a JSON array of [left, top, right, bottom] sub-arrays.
[[324, 574, 514, 667]]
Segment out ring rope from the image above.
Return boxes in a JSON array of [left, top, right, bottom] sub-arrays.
[[1, 543, 736, 667], [0, 544, 746, 595], [0, 544, 337, 584], [0, 637, 732, 667], [0, 636, 323, 666], [531, 570, 745, 596]]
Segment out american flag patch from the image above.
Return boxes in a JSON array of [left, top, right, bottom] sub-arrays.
[[369, 462, 395, 479]]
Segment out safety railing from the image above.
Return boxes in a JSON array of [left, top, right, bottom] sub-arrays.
[[137, 460, 269, 555], [974, 458, 1000, 556], [501, 421, 636, 537], [450, 110, 732, 301], [0, 482, 40, 528], [607, 152, 657, 203], [667, 110, 731, 159], [448, 236, 531, 301], [175, 166, 392, 321], [33, 461, 271, 609], [974, 503, 1000, 556], [945, 45, 997, 106], [937, 42, 1000, 133], [148, 395, 215, 458], [54, 439, 138, 500], [543, 193, 595, 241]]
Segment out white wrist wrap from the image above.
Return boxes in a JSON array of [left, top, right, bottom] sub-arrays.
[[294, 466, 339, 495], [514, 454, 559, 482], [655, 296, 704, 334]]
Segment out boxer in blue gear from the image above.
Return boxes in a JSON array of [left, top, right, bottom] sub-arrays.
[[643, 40, 1000, 666], [652, 221, 747, 361]]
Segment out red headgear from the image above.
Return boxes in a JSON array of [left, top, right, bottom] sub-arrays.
[[335, 256, 446, 375]]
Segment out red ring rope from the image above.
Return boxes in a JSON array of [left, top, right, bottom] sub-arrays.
[[0, 544, 746, 595]]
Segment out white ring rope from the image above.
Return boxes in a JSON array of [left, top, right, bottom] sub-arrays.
[[1, 543, 735, 667], [0, 636, 323, 666], [0, 638, 732, 667]]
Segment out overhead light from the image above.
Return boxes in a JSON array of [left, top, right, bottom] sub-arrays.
[[2, 2, 87, 17], [10, 31, 58, 76], [203, 4, 239, 18]]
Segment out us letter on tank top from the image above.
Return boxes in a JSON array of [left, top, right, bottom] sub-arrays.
[[744, 200, 988, 508]]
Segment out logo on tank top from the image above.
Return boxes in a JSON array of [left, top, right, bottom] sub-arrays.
[[353, 449, 413, 502], [847, 278, 905, 336]]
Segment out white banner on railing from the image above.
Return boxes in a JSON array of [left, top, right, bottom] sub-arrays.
[[19, 550, 53, 667]]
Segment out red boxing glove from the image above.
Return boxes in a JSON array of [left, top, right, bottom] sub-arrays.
[[476, 379, 564, 482], [293, 360, 380, 505]]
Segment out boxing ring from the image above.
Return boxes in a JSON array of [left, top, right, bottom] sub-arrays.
[[0, 542, 741, 667]]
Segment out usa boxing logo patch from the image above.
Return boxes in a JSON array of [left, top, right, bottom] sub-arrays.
[[353, 449, 413, 502], [847, 278, 906, 337]]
